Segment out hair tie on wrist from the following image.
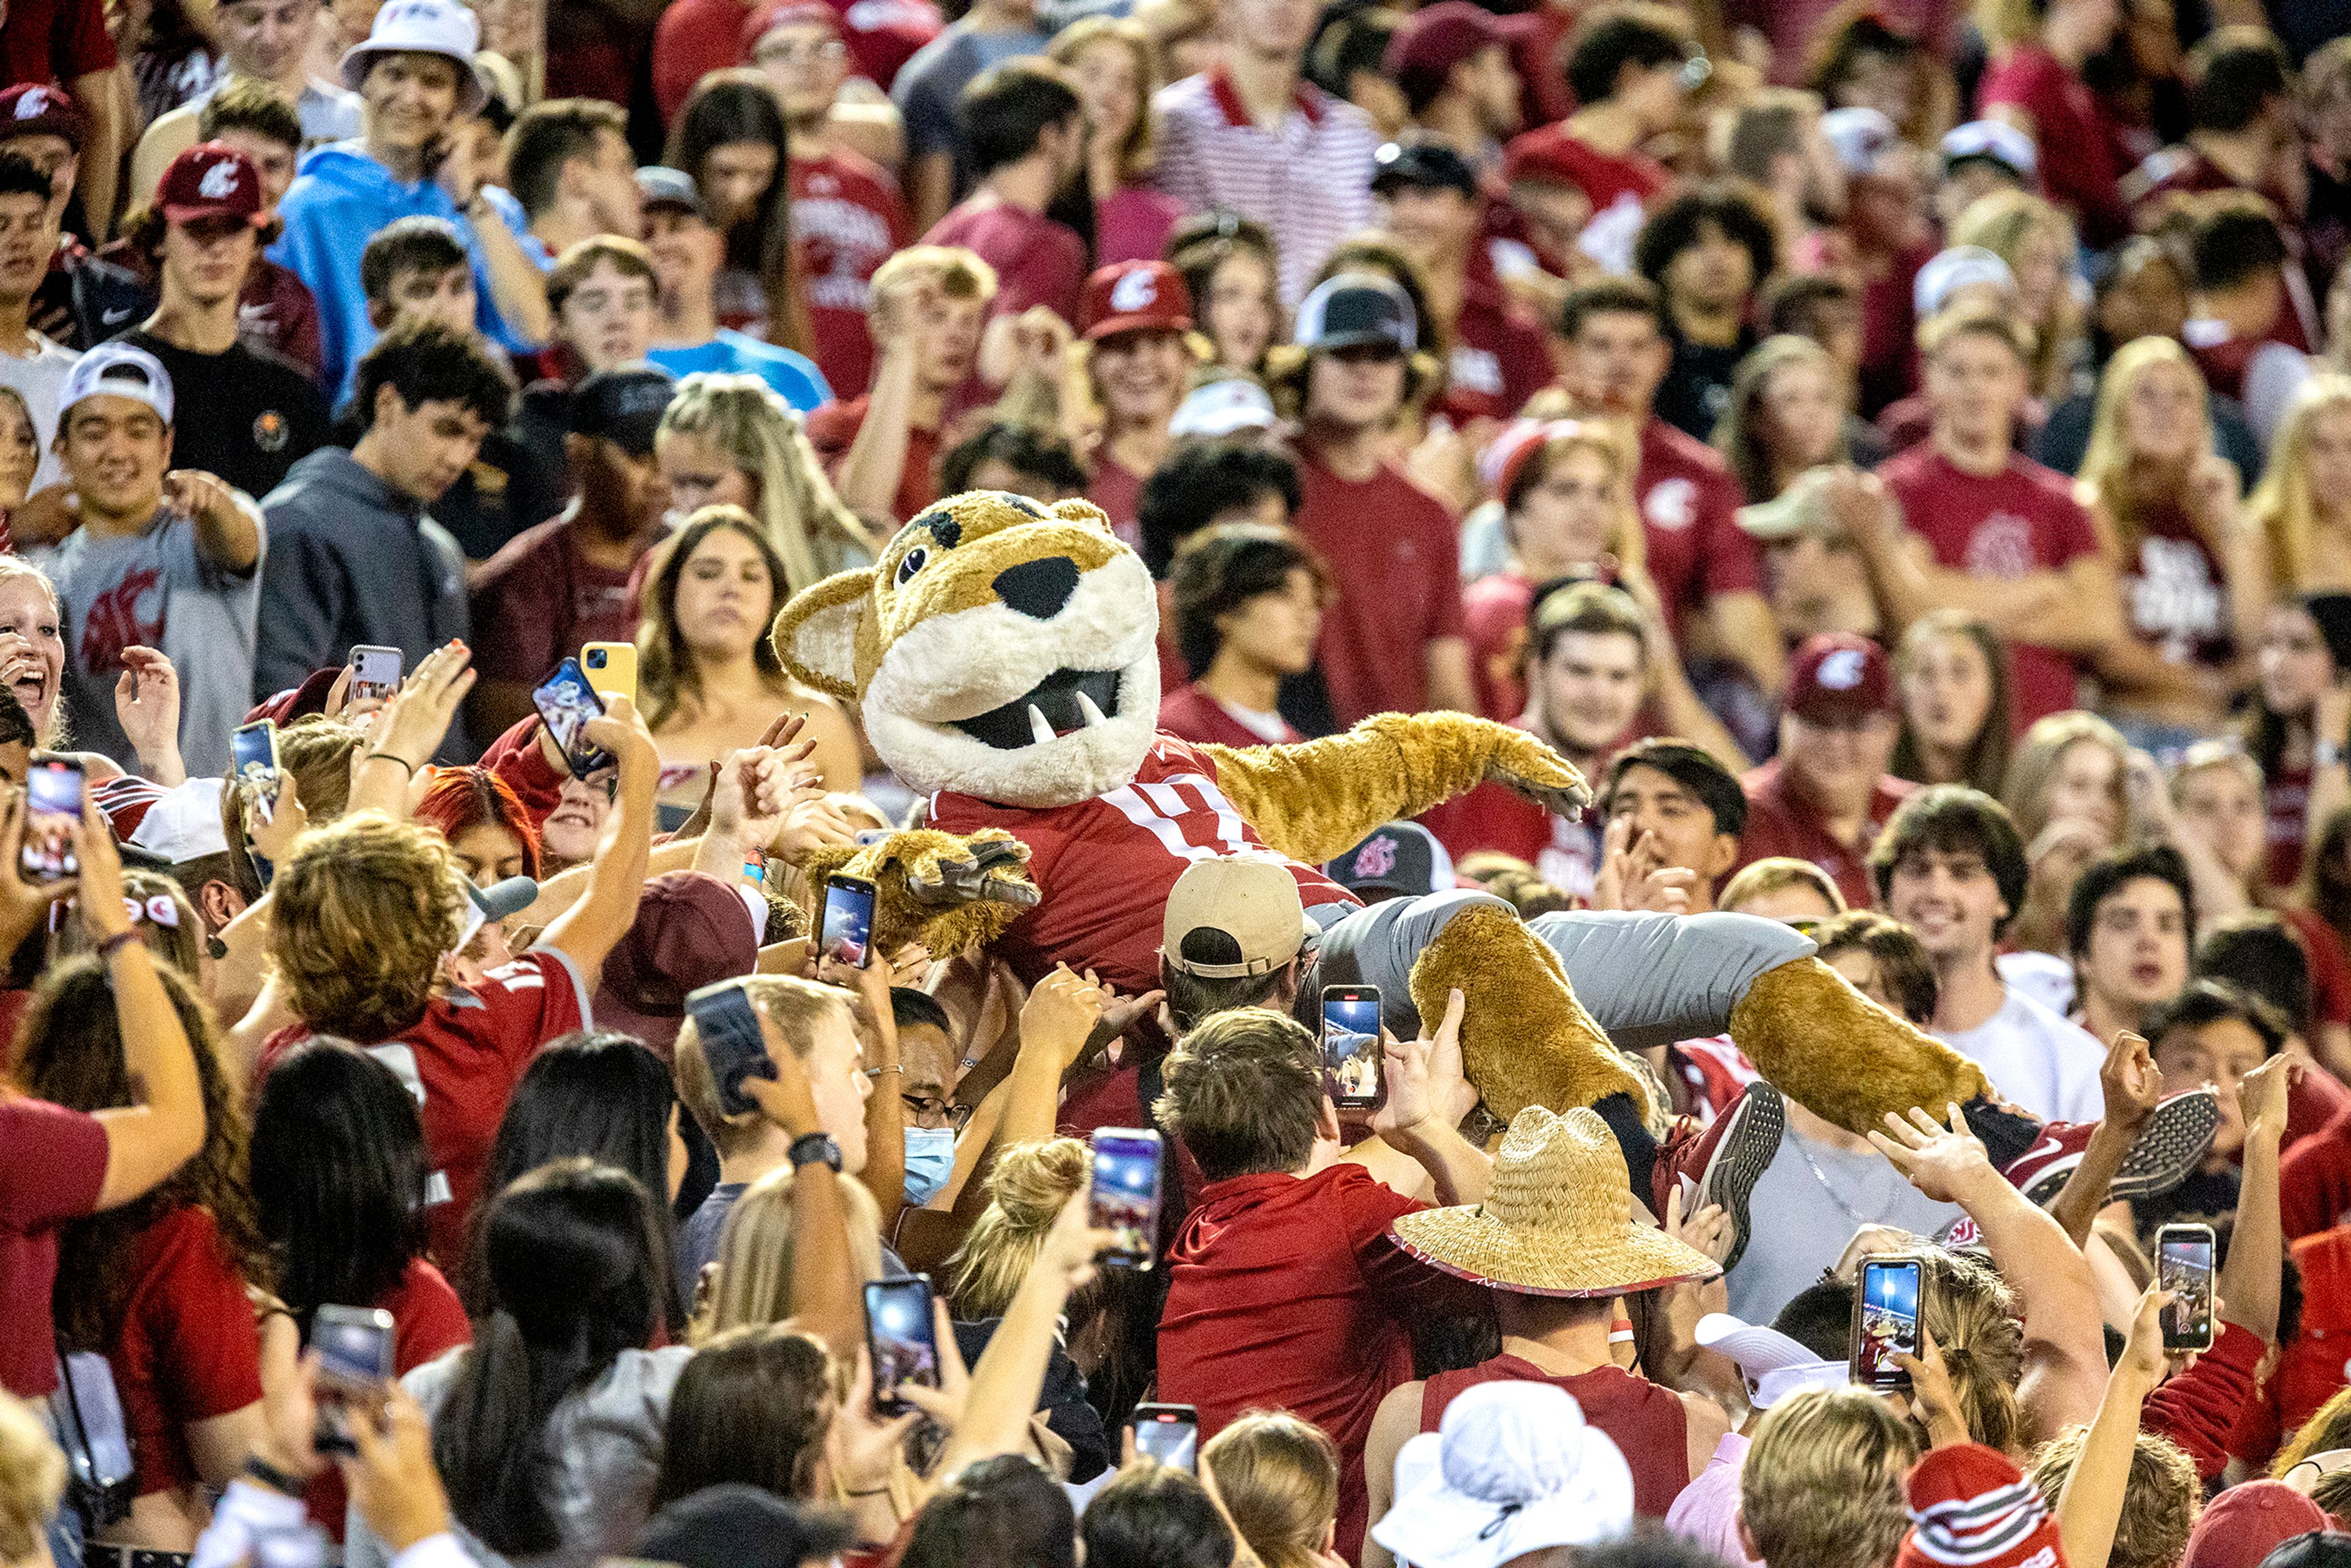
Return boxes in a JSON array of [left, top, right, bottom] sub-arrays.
[[96, 929, 140, 959], [367, 752, 417, 777]]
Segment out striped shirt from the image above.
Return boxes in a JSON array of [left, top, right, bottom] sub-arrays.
[[1150, 67, 1379, 306]]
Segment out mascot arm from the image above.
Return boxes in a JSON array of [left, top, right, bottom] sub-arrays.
[[1202, 712, 1591, 866]]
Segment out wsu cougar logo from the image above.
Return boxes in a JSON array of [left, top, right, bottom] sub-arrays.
[[1108, 269, 1158, 313], [80, 568, 165, 677], [198, 160, 241, 200], [1352, 835, 1397, 880]]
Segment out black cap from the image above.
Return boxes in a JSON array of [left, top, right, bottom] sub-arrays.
[[569, 366, 677, 456], [1325, 821, 1445, 898], [1371, 140, 1480, 198], [633, 1485, 855, 1568], [1293, 271, 1417, 353]]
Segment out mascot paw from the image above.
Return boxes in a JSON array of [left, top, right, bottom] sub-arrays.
[[1484, 733, 1592, 820], [906, 833, 1043, 910], [800, 828, 1041, 962]]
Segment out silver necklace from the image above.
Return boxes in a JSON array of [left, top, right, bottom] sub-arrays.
[[1790, 1131, 1902, 1228]]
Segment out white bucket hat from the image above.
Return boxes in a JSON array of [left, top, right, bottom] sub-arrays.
[[1369, 1381, 1634, 1568], [342, 0, 489, 112], [1696, 1313, 1849, 1409]]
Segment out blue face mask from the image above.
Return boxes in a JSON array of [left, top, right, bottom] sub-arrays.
[[902, 1125, 958, 1207]]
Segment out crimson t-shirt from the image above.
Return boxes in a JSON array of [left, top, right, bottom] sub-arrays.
[[109, 1205, 267, 1497], [922, 201, 1087, 324], [1637, 419, 1763, 647], [1878, 444, 2102, 726], [1975, 44, 2131, 247], [808, 393, 942, 525], [1, 0, 116, 90], [1086, 451, 1146, 549], [257, 950, 593, 1263], [1157, 1162, 1485, 1561], [1731, 758, 1916, 910], [304, 1258, 471, 1536], [1442, 274, 1554, 427], [1463, 570, 1535, 721], [1290, 448, 1466, 725], [0, 1094, 108, 1397], [1157, 683, 1300, 748], [790, 149, 910, 400]]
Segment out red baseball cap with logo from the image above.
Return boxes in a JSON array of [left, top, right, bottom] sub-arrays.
[[1078, 260, 1193, 342], [0, 84, 88, 150], [1787, 632, 1893, 724], [157, 143, 267, 226]]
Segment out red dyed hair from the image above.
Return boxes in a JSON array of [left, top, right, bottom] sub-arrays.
[[413, 767, 542, 882]]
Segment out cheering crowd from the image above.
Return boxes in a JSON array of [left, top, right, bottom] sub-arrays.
[[13, 0, 2351, 1564]]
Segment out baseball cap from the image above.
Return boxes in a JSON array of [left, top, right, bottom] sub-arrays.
[[2181, 1484, 2326, 1568], [1383, 2, 1532, 86], [157, 143, 266, 227], [1734, 465, 1843, 542], [1078, 260, 1193, 342], [1894, 1445, 2068, 1568], [569, 366, 678, 456], [1694, 1313, 1847, 1409], [61, 342, 174, 424], [637, 165, 708, 222], [743, 0, 842, 54], [636, 1485, 854, 1568], [596, 869, 765, 1057], [1294, 271, 1417, 354], [1786, 632, 1892, 724], [1941, 119, 2037, 181], [1820, 106, 1897, 174], [340, 0, 489, 110], [100, 777, 230, 864], [1370, 1382, 1635, 1568], [1371, 140, 1481, 200], [1914, 246, 2017, 318], [0, 84, 88, 149], [1325, 822, 1451, 899], [1162, 853, 1315, 978], [1168, 377, 1277, 440]]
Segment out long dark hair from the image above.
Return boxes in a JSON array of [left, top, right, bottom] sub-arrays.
[[433, 1159, 666, 1556], [637, 505, 793, 730], [654, 1326, 834, 1504], [1888, 612, 2015, 797], [467, 1032, 681, 1332], [21, 958, 269, 1349], [250, 1041, 430, 1328], [665, 70, 814, 358]]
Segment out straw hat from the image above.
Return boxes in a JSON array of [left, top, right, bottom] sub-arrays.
[[1389, 1107, 1721, 1297]]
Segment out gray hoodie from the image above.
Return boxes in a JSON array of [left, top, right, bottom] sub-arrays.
[[255, 447, 470, 724]]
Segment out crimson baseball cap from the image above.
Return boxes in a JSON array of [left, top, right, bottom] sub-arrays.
[[1787, 632, 1893, 724], [596, 870, 765, 1058], [1079, 260, 1193, 341], [158, 143, 267, 226], [743, 0, 842, 56], [0, 84, 88, 150], [1382, 2, 1533, 86]]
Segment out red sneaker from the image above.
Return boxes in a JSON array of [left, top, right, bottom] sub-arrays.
[[1652, 1081, 1784, 1272], [1998, 1088, 2219, 1209]]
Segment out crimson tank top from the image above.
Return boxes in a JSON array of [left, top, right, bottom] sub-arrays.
[[1419, 1356, 1692, 1519]]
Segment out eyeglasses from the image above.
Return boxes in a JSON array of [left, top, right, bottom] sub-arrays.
[[902, 1093, 973, 1131]]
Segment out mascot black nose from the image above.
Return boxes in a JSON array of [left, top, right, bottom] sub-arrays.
[[993, 556, 1081, 621]]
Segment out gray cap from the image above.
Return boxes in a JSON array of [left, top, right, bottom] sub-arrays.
[[636, 165, 707, 222]]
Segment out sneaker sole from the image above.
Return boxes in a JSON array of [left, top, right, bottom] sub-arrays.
[[1696, 1082, 1785, 1274], [2017, 1091, 2220, 1208]]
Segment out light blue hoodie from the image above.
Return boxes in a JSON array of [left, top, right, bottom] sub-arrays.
[[270, 140, 541, 405]]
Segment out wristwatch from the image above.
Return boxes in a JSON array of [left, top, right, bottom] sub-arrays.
[[789, 1131, 842, 1172]]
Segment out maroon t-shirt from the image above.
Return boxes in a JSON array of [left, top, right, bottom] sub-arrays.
[[2269, 759, 2312, 890], [1156, 682, 1300, 748], [1441, 270, 1554, 427], [1157, 1162, 1485, 1561], [1976, 43, 2132, 247], [1731, 758, 1915, 910], [0, 1094, 108, 1397], [2118, 503, 2231, 673], [1289, 448, 1466, 724], [922, 201, 1087, 324], [1637, 418, 1763, 646], [1878, 443, 2102, 726], [108, 1205, 266, 1497], [1086, 451, 1146, 549], [1, 0, 116, 90], [1463, 569, 1535, 721], [790, 149, 909, 400], [468, 517, 650, 690], [1419, 1359, 1692, 1519], [650, 0, 744, 124], [808, 394, 942, 525], [304, 1258, 471, 1537]]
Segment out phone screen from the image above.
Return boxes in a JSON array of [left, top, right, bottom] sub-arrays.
[[2158, 1228, 2215, 1349], [1855, 1258, 1922, 1386], [21, 759, 81, 883], [864, 1277, 939, 1414], [348, 647, 402, 705], [311, 1306, 394, 1455], [1131, 1405, 1199, 1471], [1091, 1129, 1163, 1269], [533, 658, 613, 779], [820, 877, 876, 969], [683, 981, 775, 1117], [1321, 988, 1382, 1108]]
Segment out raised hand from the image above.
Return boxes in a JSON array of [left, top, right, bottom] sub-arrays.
[[2098, 1030, 2162, 1133], [1868, 1103, 1995, 1205], [1020, 964, 1108, 1071], [112, 646, 182, 784], [372, 642, 477, 768], [1375, 988, 1470, 1139], [2240, 1051, 2299, 1144]]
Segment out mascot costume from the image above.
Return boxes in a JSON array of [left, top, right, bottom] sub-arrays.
[[768, 490, 2145, 1201]]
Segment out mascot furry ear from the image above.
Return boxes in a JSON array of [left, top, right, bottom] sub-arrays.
[[773, 566, 874, 702]]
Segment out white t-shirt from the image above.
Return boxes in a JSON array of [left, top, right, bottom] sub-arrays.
[[1936, 985, 2106, 1124], [0, 332, 80, 492]]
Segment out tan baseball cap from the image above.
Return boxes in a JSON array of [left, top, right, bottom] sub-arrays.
[[1161, 855, 1315, 978]]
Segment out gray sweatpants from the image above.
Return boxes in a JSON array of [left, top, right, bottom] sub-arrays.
[[1305, 893, 1817, 1048]]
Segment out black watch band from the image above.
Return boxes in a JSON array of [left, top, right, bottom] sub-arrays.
[[243, 1455, 305, 1496], [789, 1131, 842, 1172]]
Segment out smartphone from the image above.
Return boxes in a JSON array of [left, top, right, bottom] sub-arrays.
[[683, 981, 775, 1117], [20, 757, 81, 885], [1321, 985, 1383, 1109], [532, 657, 613, 779], [310, 1304, 395, 1455], [2157, 1223, 2216, 1351], [348, 645, 403, 705], [582, 642, 637, 707], [1852, 1255, 1924, 1389], [1090, 1128, 1164, 1269], [819, 874, 877, 969], [231, 719, 283, 825], [864, 1276, 940, 1416], [1130, 1404, 1199, 1472]]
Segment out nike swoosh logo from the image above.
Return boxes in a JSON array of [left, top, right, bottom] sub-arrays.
[[101, 306, 133, 324]]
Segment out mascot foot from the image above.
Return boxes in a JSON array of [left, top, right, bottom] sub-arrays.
[[1727, 956, 1994, 1141], [798, 828, 1040, 961]]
